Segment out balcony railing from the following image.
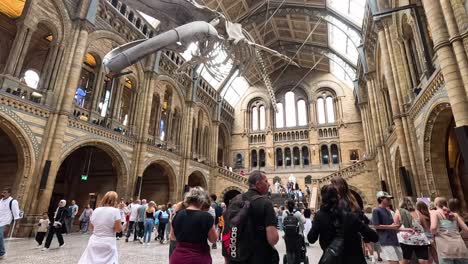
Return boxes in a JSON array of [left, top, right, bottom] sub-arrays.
[[0, 75, 45, 105], [218, 167, 248, 186], [249, 132, 266, 144]]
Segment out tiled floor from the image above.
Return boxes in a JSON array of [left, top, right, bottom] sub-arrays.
[[1, 232, 327, 264]]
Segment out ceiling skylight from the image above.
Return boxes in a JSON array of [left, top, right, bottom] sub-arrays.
[[327, 0, 366, 27]]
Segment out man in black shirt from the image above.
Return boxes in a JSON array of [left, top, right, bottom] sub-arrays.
[[240, 171, 279, 264]]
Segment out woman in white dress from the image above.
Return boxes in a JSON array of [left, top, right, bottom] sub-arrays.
[[79, 191, 122, 264]]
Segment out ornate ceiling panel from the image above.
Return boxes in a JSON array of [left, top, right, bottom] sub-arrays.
[[198, 0, 334, 84]]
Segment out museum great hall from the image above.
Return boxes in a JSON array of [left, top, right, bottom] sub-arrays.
[[0, 0, 467, 234]]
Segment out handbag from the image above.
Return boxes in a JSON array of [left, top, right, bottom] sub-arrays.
[[53, 221, 62, 228], [318, 213, 345, 264]]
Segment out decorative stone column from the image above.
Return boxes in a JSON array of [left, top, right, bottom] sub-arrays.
[[3, 20, 35, 77], [35, 23, 91, 214]]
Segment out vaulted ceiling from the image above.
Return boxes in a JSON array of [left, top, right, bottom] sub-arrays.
[[197, 0, 363, 85]]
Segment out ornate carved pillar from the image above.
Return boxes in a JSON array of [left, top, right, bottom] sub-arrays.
[[4, 21, 35, 77]]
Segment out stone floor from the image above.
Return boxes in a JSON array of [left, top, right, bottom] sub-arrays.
[[0, 233, 380, 263]]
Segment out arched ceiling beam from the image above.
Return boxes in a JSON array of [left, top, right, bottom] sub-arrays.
[[272, 40, 356, 70], [271, 42, 356, 81], [239, 5, 362, 36]]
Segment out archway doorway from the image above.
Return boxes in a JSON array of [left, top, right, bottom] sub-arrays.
[[428, 105, 468, 211], [223, 189, 241, 206], [0, 127, 20, 192], [141, 162, 174, 204], [188, 171, 207, 189], [50, 146, 119, 216]]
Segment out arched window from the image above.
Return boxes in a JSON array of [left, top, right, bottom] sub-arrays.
[[75, 53, 98, 109], [304, 175, 312, 184], [302, 146, 310, 166], [235, 154, 243, 168], [285, 147, 292, 166], [297, 99, 307, 126], [252, 106, 258, 131], [276, 103, 284, 128], [259, 106, 266, 130], [293, 147, 300, 165], [120, 77, 133, 126], [285, 91, 296, 127], [259, 149, 266, 167], [321, 145, 329, 165], [317, 98, 326, 124], [251, 150, 258, 167], [23, 69, 39, 89], [326, 97, 335, 123], [331, 144, 339, 164], [276, 148, 283, 167]]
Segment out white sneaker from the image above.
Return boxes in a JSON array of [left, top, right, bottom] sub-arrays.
[[36, 244, 43, 249], [59, 243, 65, 248], [116, 237, 120, 240], [41, 247, 49, 251]]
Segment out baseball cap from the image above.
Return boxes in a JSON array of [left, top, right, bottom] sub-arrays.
[[376, 191, 393, 199]]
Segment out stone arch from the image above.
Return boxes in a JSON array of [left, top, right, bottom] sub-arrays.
[[155, 75, 186, 112], [187, 170, 208, 189], [313, 80, 346, 97], [239, 90, 270, 111], [0, 109, 37, 207], [140, 158, 178, 204], [60, 137, 130, 196], [423, 102, 457, 199]]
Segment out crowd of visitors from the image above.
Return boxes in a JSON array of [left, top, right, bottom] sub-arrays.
[[0, 172, 467, 263]]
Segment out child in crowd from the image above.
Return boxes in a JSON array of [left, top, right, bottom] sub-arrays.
[[35, 213, 50, 248]]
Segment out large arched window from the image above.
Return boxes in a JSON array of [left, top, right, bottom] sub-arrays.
[[119, 77, 133, 126], [276, 148, 283, 167], [293, 147, 300, 165], [75, 53, 98, 109], [250, 101, 266, 131], [285, 91, 296, 127], [235, 153, 243, 168], [305, 175, 312, 184], [285, 147, 292, 166], [331, 144, 339, 164], [259, 149, 266, 167], [252, 106, 258, 131], [326, 97, 335, 123], [251, 150, 258, 167], [259, 106, 266, 130], [302, 146, 310, 166], [317, 98, 326, 124], [317, 91, 336, 124], [321, 145, 329, 165], [297, 99, 307, 126], [276, 103, 284, 128]]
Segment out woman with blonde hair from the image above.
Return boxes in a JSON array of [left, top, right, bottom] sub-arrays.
[[79, 191, 122, 264], [430, 197, 468, 264], [170, 187, 218, 264]]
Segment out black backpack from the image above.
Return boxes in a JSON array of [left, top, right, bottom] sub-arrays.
[[283, 211, 300, 252], [318, 213, 345, 264], [222, 193, 262, 262]]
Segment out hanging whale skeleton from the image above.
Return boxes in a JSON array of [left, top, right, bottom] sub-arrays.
[[102, 0, 301, 111]]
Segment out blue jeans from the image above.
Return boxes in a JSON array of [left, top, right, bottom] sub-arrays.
[[143, 219, 154, 243], [0, 225, 5, 256]]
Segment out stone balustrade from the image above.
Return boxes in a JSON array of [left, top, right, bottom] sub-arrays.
[[0, 75, 45, 105], [103, 0, 155, 38], [217, 167, 248, 186], [274, 127, 309, 142], [146, 135, 180, 155], [68, 118, 136, 146], [0, 91, 50, 118], [315, 160, 368, 184]]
